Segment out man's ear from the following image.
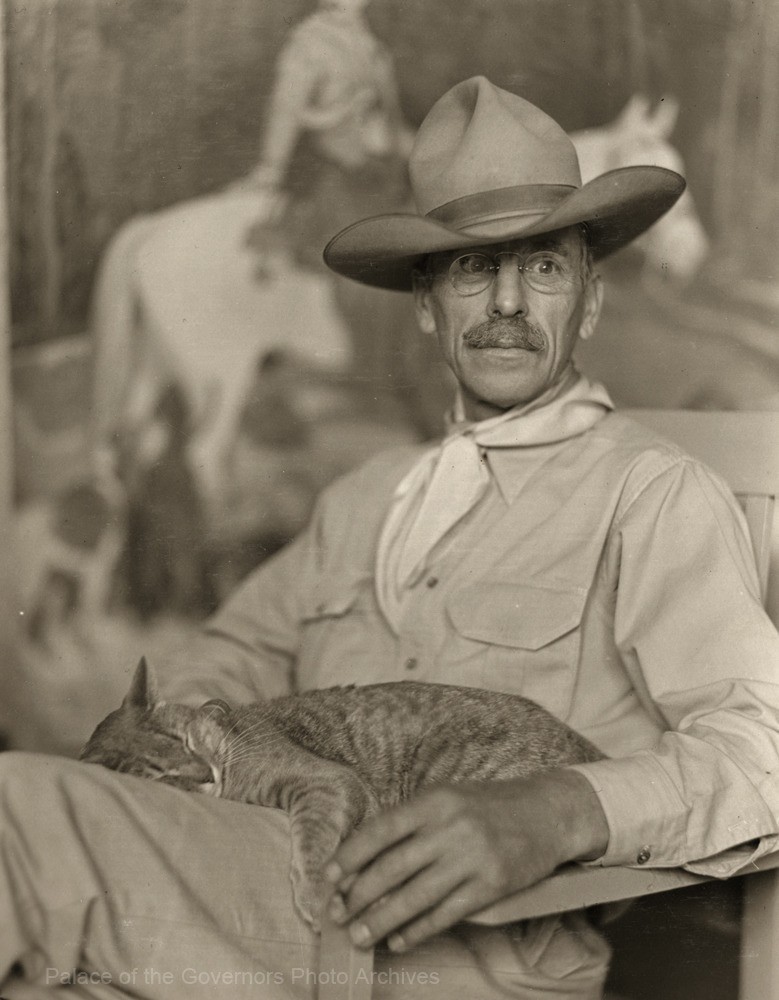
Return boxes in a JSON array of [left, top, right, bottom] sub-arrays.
[[578, 272, 603, 343], [412, 272, 437, 336], [122, 657, 158, 710]]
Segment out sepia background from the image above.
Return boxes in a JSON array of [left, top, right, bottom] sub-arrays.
[[0, 2, 777, 995]]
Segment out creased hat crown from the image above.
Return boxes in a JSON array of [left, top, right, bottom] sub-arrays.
[[411, 76, 582, 214]]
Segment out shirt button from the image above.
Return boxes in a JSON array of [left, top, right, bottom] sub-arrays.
[[636, 847, 651, 865], [426, 577, 439, 588], [404, 657, 418, 671]]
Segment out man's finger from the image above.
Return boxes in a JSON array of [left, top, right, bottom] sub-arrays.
[[330, 826, 447, 923], [345, 862, 468, 949], [325, 799, 433, 884], [386, 881, 486, 953]]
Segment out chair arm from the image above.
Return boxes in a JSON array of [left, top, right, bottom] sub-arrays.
[[316, 854, 779, 999], [469, 851, 779, 926]]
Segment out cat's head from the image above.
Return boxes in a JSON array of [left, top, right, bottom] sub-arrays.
[[80, 657, 233, 796]]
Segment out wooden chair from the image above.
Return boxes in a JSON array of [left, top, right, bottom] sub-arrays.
[[318, 410, 779, 1000]]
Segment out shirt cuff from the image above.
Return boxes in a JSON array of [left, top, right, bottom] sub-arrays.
[[569, 755, 692, 869], [569, 755, 779, 876]]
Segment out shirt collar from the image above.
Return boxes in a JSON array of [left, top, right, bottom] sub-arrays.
[[446, 367, 614, 504]]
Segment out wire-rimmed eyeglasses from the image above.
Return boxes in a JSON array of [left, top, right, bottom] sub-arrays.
[[442, 251, 580, 297]]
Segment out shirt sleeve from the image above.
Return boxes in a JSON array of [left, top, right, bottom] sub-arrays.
[[571, 457, 779, 877], [157, 500, 326, 705]]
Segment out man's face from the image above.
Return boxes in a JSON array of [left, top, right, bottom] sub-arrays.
[[413, 226, 603, 421]]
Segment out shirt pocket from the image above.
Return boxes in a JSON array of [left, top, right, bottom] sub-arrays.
[[446, 581, 588, 720]]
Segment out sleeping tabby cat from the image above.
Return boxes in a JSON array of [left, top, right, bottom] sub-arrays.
[[80, 657, 604, 928]]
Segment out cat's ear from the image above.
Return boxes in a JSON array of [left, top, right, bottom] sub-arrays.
[[122, 657, 159, 710], [200, 698, 231, 717], [187, 708, 227, 756]]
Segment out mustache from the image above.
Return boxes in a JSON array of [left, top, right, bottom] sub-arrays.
[[463, 318, 546, 351]]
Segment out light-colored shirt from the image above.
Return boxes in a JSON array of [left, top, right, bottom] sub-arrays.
[[162, 409, 779, 878], [375, 369, 613, 629]]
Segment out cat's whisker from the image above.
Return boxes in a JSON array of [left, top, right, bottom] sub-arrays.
[[220, 734, 289, 764], [212, 722, 243, 751], [226, 730, 289, 754], [217, 724, 287, 759], [219, 719, 262, 747], [222, 717, 271, 741], [221, 728, 285, 749]]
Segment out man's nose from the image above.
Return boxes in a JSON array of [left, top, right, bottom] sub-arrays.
[[488, 259, 528, 316]]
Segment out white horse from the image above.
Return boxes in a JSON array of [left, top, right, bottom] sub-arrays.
[[90, 189, 359, 505], [571, 94, 709, 283]]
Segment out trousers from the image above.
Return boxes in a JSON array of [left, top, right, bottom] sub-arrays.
[[0, 752, 610, 1000]]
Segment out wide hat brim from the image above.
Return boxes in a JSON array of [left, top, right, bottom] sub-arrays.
[[324, 165, 685, 291]]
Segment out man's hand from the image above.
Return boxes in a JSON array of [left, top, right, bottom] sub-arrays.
[[324, 769, 609, 953]]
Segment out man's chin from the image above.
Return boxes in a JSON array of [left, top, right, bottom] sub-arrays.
[[463, 383, 549, 418], [458, 354, 553, 414]]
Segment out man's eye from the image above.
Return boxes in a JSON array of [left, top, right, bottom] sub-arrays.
[[456, 254, 491, 275], [525, 254, 565, 276]]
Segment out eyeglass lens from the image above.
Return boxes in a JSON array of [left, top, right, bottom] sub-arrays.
[[447, 251, 575, 296]]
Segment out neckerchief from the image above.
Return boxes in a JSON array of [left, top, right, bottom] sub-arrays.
[[375, 367, 613, 632]]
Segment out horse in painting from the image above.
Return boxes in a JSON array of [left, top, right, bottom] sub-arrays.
[[571, 94, 709, 283]]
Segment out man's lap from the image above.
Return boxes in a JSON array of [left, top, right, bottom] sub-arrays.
[[0, 752, 610, 1000], [0, 751, 317, 997]]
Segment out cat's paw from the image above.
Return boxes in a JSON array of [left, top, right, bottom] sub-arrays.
[[290, 867, 326, 932]]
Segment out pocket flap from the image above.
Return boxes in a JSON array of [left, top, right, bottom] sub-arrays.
[[302, 578, 364, 621], [448, 581, 587, 650]]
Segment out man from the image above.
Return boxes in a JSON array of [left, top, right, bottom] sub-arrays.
[[2, 76, 778, 1000]]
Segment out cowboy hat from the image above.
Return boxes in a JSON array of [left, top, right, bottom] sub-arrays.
[[323, 76, 685, 290]]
